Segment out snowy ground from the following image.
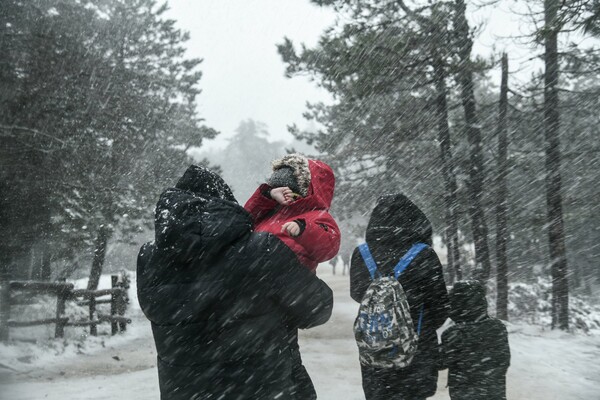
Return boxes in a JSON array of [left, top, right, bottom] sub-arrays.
[[1, 267, 600, 400]]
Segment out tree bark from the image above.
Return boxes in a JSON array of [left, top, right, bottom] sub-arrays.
[[544, 0, 569, 330], [454, 0, 493, 283], [40, 247, 52, 281], [87, 224, 111, 291], [496, 53, 509, 321], [433, 56, 462, 282]]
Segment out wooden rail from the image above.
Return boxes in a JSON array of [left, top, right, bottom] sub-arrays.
[[8, 317, 70, 328], [10, 281, 74, 293], [0, 273, 130, 342]]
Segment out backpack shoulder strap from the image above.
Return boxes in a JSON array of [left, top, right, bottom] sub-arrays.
[[393, 243, 429, 279], [358, 243, 380, 280], [394, 242, 429, 336]]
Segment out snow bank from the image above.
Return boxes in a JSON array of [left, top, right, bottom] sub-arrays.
[[484, 277, 600, 334], [3, 264, 600, 400]]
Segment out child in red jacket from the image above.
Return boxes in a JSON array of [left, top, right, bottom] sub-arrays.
[[244, 153, 340, 400], [244, 153, 341, 272]]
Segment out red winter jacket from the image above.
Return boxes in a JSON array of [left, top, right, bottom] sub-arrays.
[[244, 159, 341, 271]]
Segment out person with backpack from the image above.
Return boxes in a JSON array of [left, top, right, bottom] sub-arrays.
[[439, 280, 510, 400], [350, 193, 450, 400]]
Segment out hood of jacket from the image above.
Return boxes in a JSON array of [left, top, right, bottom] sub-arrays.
[[365, 193, 432, 251], [175, 164, 237, 202], [271, 154, 335, 211], [449, 280, 489, 323], [138, 166, 252, 326], [153, 165, 251, 265], [306, 159, 336, 209]]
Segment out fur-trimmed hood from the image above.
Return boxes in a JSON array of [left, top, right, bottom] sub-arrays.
[[271, 154, 311, 197], [271, 154, 335, 210]]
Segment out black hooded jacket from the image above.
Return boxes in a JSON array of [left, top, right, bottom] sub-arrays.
[[350, 194, 450, 399], [440, 281, 510, 400], [137, 166, 334, 400]]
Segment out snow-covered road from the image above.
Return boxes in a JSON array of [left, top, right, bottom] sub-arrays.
[[1, 268, 599, 399]]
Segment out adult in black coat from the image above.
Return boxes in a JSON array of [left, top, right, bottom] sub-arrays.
[[350, 193, 450, 400], [137, 165, 334, 400], [440, 281, 510, 400]]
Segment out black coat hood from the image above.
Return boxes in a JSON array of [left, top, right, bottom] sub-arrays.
[[153, 165, 250, 265], [175, 164, 236, 202], [366, 193, 433, 251], [140, 166, 252, 327], [449, 280, 489, 323], [153, 189, 251, 264]]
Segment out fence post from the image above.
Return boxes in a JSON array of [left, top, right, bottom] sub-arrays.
[[89, 294, 97, 336], [111, 275, 118, 335], [118, 273, 128, 333], [55, 279, 68, 339], [0, 274, 10, 342], [117, 272, 129, 332]]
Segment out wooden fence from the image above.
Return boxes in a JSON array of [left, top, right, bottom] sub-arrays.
[[0, 274, 131, 342]]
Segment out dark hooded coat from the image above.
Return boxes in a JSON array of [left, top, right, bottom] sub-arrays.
[[350, 194, 450, 400], [137, 165, 334, 400], [440, 281, 510, 400]]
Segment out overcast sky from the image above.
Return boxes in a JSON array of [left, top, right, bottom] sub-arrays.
[[165, 1, 573, 151], [166, 1, 336, 150]]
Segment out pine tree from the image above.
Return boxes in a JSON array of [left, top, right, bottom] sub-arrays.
[[453, 0, 493, 283], [495, 53, 509, 320], [279, 1, 467, 279], [0, 0, 216, 282]]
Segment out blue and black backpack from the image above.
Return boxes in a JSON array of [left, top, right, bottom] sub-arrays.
[[353, 242, 427, 368]]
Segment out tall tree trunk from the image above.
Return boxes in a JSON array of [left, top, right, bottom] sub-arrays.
[[454, 0, 493, 283], [87, 224, 111, 291], [86, 112, 121, 290], [496, 53, 509, 320], [544, 0, 569, 330], [40, 247, 52, 281], [433, 57, 462, 282]]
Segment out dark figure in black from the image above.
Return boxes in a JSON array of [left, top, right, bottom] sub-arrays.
[[440, 280, 511, 400], [350, 193, 450, 400], [137, 165, 333, 400]]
